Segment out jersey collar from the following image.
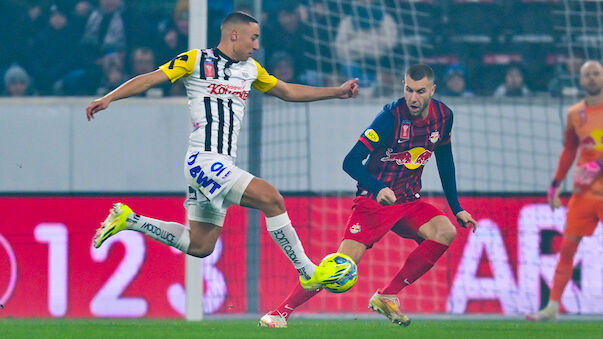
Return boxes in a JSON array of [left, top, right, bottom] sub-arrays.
[[401, 98, 433, 126], [213, 48, 239, 63], [585, 99, 603, 111]]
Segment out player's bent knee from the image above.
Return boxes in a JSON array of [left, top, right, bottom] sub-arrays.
[[443, 225, 457, 243], [188, 244, 215, 258], [242, 178, 286, 214], [261, 191, 286, 214], [435, 223, 456, 245], [271, 192, 286, 211]]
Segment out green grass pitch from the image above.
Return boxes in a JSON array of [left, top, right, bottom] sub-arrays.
[[2, 318, 602, 339]]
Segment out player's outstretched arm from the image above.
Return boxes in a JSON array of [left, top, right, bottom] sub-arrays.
[[265, 78, 359, 102], [86, 69, 170, 121]]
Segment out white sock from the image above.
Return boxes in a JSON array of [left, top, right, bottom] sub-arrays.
[[126, 213, 190, 252], [266, 212, 316, 279]]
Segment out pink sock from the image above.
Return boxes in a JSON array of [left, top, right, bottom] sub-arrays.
[[381, 240, 448, 295], [269, 283, 322, 319]]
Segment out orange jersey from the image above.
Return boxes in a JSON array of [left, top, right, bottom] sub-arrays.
[[555, 100, 603, 198]]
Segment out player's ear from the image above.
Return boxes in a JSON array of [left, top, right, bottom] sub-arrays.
[[230, 29, 239, 42]]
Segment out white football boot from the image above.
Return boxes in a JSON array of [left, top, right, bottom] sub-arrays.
[[258, 312, 288, 328], [526, 301, 559, 322]]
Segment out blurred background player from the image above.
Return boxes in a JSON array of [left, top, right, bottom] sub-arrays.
[[527, 60, 603, 322], [260, 64, 476, 328], [86, 11, 359, 294]]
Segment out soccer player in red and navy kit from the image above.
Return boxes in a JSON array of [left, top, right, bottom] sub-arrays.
[[259, 64, 477, 328]]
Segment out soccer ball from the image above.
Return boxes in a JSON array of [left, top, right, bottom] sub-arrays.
[[320, 253, 358, 293]]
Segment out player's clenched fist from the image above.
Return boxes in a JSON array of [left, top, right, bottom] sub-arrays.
[[376, 187, 396, 206], [337, 78, 359, 99]]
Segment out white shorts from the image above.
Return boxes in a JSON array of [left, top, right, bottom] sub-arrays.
[[183, 149, 254, 226]]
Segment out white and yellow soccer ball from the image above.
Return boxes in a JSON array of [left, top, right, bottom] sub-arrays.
[[320, 253, 358, 293]]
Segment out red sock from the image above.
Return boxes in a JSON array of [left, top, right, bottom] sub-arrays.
[[269, 283, 321, 319], [381, 240, 448, 295], [550, 237, 580, 302]]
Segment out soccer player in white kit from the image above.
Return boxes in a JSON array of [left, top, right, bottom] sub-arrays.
[[85, 12, 359, 290]]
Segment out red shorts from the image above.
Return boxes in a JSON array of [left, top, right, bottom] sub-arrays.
[[343, 196, 446, 248], [565, 193, 603, 236]]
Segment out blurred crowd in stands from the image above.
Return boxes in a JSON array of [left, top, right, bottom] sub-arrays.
[[0, 0, 593, 98]]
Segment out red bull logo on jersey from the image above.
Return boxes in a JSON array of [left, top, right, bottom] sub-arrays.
[[430, 131, 440, 143], [582, 129, 603, 151], [380, 147, 432, 169]]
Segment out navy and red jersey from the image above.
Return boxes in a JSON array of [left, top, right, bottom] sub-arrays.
[[355, 97, 453, 204]]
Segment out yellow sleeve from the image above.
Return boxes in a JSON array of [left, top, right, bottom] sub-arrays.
[[159, 49, 198, 83], [251, 59, 278, 93]]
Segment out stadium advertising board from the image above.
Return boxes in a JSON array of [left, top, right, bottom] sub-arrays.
[[0, 196, 600, 318]]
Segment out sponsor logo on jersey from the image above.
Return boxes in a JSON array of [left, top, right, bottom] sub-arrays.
[[398, 121, 411, 142], [207, 83, 249, 100], [204, 59, 215, 78], [364, 129, 379, 142], [380, 147, 432, 169], [582, 129, 603, 150], [349, 223, 361, 234], [430, 131, 440, 143]]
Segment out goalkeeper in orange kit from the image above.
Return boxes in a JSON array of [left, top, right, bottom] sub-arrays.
[[527, 60, 603, 321]]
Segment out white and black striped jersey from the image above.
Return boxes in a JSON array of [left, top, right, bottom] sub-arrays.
[[159, 48, 277, 158]]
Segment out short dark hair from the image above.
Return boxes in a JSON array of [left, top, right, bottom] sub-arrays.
[[406, 64, 434, 82], [221, 11, 258, 29]]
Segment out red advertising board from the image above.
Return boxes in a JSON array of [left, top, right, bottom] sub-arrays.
[[0, 195, 601, 318], [0, 197, 246, 318]]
